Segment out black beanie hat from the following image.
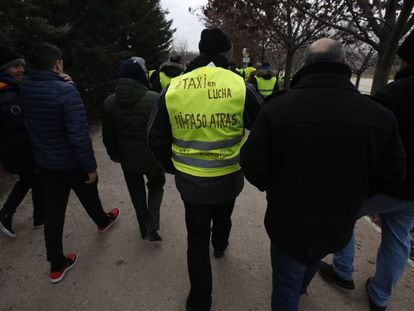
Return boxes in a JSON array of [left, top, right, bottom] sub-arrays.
[[119, 57, 148, 86], [397, 30, 414, 63], [198, 28, 232, 55], [0, 47, 25, 71]]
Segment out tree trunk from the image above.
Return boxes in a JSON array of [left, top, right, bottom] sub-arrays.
[[355, 73, 362, 90], [371, 50, 395, 95], [284, 49, 295, 89], [371, 23, 405, 94]]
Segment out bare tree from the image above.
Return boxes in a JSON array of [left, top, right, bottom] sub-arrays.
[[200, 1, 262, 66], [346, 42, 377, 90], [254, 1, 328, 88], [172, 37, 189, 59], [290, 0, 414, 94], [201, 0, 328, 88]]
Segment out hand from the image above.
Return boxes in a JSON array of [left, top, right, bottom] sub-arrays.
[[85, 171, 98, 184], [60, 73, 74, 84]]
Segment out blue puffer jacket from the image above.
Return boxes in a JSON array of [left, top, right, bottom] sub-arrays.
[[21, 70, 97, 173]]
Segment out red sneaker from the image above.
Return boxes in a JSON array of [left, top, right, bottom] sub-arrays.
[[50, 253, 77, 283], [98, 208, 120, 233]]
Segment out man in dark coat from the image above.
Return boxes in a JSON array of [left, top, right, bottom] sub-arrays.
[[240, 38, 406, 311], [319, 31, 414, 311], [148, 28, 262, 311], [21, 43, 120, 283], [103, 56, 165, 241], [0, 47, 44, 238]]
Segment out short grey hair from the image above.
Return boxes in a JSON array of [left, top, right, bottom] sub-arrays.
[[305, 40, 345, 65]]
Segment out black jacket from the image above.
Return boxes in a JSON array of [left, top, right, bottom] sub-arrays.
[[148, 55, 263, 204], [240, 62, 406, 263], [374, 64, 414, 200], [0, 72, 35, 173]]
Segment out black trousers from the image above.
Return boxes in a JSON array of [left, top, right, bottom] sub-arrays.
[[1, 169, 44, 225], [184, 199, 235, 311], [121, 162, 165, 238], [41, 169, 109, 269]]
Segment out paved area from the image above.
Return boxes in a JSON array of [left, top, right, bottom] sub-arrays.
[[0, 127, 413, 311]]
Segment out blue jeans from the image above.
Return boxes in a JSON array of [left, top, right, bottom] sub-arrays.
[[271, 243, 319, 311], [332, 194, 414, 307]]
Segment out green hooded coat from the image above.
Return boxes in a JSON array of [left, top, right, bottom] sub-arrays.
[[102, 78, 161, 171]]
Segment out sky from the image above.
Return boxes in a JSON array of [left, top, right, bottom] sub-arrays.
[[160, 0, 207, 52]]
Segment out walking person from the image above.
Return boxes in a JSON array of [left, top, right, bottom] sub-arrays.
[[148, 28, 262, 310], [240, 38, 406, 311], [248, 62, 279, 98], [319, 30, 414, 311], [0, 47, 44, 238], [103, 56, 165, 241], [150, 54, 184, 93], [21, 43, 120, 283]]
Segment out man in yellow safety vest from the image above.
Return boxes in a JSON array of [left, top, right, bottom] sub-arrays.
[[248, 62, 279, 98], [150, 55, 184, 92], [148, 28, 262, 311], [243, 61, 256, 81]]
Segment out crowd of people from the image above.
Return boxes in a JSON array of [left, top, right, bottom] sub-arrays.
[[0, 27, 413, 311]]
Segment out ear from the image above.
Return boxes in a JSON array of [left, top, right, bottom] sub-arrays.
[[52, 59, 63, 73]]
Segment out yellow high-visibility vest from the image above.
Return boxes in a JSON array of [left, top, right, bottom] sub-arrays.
[[160, 71, 173, 89], [243, 66, 256, 81], [256, 76, 277, 97], [165, 66, 246, 177]]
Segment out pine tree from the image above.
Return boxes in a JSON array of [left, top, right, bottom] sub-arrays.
[[0, 0, 175, 111]]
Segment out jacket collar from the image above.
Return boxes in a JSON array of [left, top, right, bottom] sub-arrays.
[[0, 71, 19, 89], [28, 70, 65, 82], [394, 64, 414, 80], [291, 62, 357, 92], [185, 55, 229, 73]]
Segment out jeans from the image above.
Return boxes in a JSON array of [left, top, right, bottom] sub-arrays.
[[184, 199, 235, 311], [332, 194, 414, 307], [41, 169, 109, 270], [121, 163, 165, 238], [271, 243, 319, 311], [1, 169, 44, 225]]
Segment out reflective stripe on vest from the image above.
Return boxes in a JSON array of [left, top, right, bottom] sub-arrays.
[[256, 76, 277, 97], [159, 71, 172, 89], [165, 66, 246, 177]]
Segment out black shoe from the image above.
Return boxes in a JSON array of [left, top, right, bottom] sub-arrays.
[[0, 213, 16, 238], [146, 230, 162, 242], [366, 278, 387, 311], [318, 261, 355, 289], [213, 249, 225, 258]]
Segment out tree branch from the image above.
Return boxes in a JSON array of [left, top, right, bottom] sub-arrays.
[[289, 0, 379, 50], [355, 0, 381, 35]]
